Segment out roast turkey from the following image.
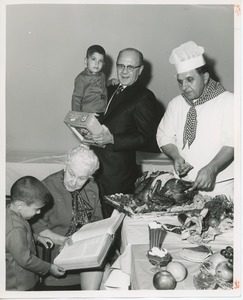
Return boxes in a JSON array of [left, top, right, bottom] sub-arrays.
[[134, 172, 197, 208]]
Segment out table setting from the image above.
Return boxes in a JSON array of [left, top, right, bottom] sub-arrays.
[[103, 171, 237, 293]]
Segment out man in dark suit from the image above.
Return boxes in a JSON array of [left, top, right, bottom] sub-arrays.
[[92, 48, 162, 218]]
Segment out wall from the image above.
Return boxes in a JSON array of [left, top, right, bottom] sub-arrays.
[[6, 4, 234, 155]]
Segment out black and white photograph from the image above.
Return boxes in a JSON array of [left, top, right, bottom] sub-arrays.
[[0, 0, 241, 299]]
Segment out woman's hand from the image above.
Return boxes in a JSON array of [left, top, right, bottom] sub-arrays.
[[58, 237, 73, 252], [64, 237, 73, 246], [39, 229, 66, 245], [37, 236, 54, 249]]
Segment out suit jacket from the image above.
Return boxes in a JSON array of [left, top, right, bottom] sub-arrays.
[[92, 80, 162, 195]]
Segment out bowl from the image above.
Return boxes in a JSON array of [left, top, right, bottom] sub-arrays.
[[147, 251, 171, 268]]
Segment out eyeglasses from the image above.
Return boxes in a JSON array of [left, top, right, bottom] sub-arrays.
[[116, 64, 142, 72]]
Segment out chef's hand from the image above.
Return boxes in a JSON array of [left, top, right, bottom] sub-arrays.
[[174, 158, 194, 177], [92, 125, 114, 145], [192, 165, 217, 191]]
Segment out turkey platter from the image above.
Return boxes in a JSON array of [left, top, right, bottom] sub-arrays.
[[104, 171, 208, 217]]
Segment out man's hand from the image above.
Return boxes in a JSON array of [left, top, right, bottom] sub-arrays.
[[192, 164, 217, 191], [161, 144, 193, 177], [92, 125, 114, 145], [174, 158, 194, 177], [37, 236, 54, 249], [175, 161, 194, 177], [192, 146, 234, 191], [49, 264, 65, 277]]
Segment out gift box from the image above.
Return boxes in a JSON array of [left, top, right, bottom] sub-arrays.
[[64, 111, 104, 147]]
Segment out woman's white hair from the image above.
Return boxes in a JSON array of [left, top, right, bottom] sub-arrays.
[[66, 144, 99, 175]]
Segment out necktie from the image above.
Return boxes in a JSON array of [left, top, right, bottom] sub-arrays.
[[104, 85, 124, 114], [182, 78, 225, 149], [114, 84, 124, 96], [182, 105, 197, 149]]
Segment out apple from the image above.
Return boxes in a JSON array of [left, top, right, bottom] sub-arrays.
[[215, 261, 233, 282], [206, 251, 228, 275], [153, 270, 176, 290]]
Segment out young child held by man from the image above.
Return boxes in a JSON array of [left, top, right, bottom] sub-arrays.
[[71, 44, 118, 115], [6, 176, 65, 291]]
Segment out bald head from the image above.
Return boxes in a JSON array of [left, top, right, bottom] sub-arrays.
[[117, 48, 144, 65]]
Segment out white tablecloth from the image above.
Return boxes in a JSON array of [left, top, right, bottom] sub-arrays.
[[104, 215, 234, 291], [120, 215, 184, 252]]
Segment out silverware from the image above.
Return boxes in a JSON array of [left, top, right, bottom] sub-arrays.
[[215, 178, 234, 184]]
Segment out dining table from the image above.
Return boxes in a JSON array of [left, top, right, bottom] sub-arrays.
[[104, 213, 236, 296]]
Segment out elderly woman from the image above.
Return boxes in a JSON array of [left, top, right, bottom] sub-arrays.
[[31, 145, 104, 290]]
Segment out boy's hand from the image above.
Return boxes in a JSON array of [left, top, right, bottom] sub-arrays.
[[107, 78, 119, 86], [37, 236, 54, 249], [111, 78, 119, 85], [49, 264, 65, 277]]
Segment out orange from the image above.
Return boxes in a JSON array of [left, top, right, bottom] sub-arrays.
[[166, 261, 187, 282]]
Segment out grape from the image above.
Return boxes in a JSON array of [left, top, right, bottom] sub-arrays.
[[226, 246, 233, 252], [220, 246, 234, 268]]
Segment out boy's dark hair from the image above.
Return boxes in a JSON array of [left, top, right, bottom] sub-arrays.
[[86, 45, 106, 58], [10, 176, 52, 206]]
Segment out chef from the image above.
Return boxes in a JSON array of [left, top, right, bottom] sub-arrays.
[[156, 41, 234, 199]]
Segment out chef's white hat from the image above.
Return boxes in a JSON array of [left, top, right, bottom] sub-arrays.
[[169, 41, 206, 74]]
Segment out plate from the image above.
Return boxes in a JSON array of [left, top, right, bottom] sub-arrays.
[[179, 245, 212, 262]]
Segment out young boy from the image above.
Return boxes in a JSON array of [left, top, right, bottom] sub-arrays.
[[71, 44, 118, 115], [6, 176, 65, 291]]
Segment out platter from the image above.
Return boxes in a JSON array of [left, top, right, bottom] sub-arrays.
[[105, 192, 211, 218], [104, 171, 233, 223]]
